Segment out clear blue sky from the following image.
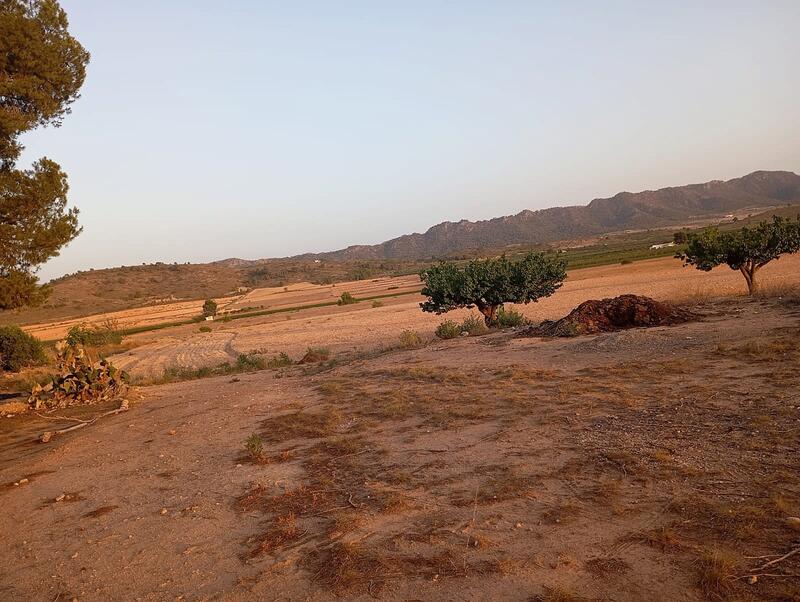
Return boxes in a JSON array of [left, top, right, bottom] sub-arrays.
[[20, 0, 800, 281]]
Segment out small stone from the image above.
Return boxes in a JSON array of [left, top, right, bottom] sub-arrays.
[[55, 494, 66, 502], [160, 508, 168, 515], [70, 552, 78, 559], [748, 575, 758, 584], [168, 430, 176, 435], [18, 478, 29, 485], [515, 522, 523, 528], [786, 516, 800, 531]]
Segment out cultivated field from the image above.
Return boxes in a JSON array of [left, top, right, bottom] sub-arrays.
[[104, 255, 800, 378], [1, 257, 798, 601]]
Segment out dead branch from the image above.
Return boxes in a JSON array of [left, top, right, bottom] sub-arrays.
[[39, 399, 130, 443], [752, 546, 800, 571]]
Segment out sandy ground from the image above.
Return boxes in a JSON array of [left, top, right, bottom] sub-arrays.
[[1, 292, 798, 601], [107, 255, 800, 377], [2, 258, 799, 601]]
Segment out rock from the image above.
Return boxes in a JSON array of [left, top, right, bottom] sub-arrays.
[[523, 295, 695, 337], [55, 494, 66, 502], [298, 349, 330, 364], [160, 508, 168, 515], [787, 516, 800, 531]]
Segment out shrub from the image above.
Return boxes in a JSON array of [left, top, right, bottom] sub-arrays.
[[398, 330, 423, 349], [0, 325, 46, 372], [496, 307, 527, 328], [245, 433, 264, 460], [435, 320, 461, 340], [29, 341, 128, 410], [337, 292, 357, 305], [66, 321, 123, 347], [460, 314, 487, 336], [371, 300, 384, 308], [235, 353, 266, 371], [620, 259, 633, 265], [202, 299, 218, 317], [267, 352, 293, 368], [199, 325, 212, 333]]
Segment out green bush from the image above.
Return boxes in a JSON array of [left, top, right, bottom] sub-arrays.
[[435, 320, 461, 340], [66, 321, 123, 347], [337, 292, 357, 305], [235, 353, 266, 371], [398, 329, 423, 349], [245, 433, 264, 460], [199, 325, 212, 333], [202, 299, 218, 317], [496, 307, 527, 328], [0, 326, 46, 372], [266, 352, 293, 368], [460, 314, 487, 336]]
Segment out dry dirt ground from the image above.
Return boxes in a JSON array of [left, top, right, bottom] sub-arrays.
[[106, 255, 800, 379], [1, 282, 800, 600]]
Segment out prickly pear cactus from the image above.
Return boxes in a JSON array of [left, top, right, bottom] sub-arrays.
[[29, 341, 129, 411]]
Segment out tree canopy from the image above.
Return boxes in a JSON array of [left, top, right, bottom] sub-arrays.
[[677, 216, 800, 294], [0, 0, 88, 309], [420, 252, 567, 326]]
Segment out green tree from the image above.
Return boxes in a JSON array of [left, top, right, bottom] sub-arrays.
[[677, 216, 800, 294], [202, 299, 218, 317], [0, 0, 89, 309], [420, 252, 567, 326]]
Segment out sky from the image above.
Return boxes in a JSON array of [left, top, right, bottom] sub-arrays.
[[19, 0, 800, 281]]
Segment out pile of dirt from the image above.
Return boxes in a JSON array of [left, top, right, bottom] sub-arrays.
[[525, 294, 695, 337]]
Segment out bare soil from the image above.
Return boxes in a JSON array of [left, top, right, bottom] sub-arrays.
[[0, 260, 799, 601]]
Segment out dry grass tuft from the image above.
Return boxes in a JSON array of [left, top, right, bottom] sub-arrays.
[[696, 547, 738, 601]]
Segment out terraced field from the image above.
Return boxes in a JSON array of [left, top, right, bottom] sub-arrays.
[[104, 255, 800, 378]]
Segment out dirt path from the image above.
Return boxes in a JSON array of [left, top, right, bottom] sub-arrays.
[[1, 296, 798, 601]]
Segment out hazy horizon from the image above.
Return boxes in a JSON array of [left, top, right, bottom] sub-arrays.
[[17, 1, 800, 281]]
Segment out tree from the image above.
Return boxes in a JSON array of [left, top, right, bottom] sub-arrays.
[[677, 216, 800, 294], [0, 0, 89, 309], [420, 252, 567, 326], [202, 299, 218, 317]]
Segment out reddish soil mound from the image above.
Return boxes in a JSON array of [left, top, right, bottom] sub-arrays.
[[526, 294, 695, 337]]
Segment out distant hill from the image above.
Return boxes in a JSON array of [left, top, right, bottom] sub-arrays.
[[304, 171, 800, 260], [2, 169, 799, 327]]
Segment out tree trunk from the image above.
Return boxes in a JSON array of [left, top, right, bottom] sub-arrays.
[[476, 302, 499, 327], [740, 263, 760, 295]]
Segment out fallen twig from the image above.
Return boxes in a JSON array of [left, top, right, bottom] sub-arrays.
[[39, 399, 130, 443], [751, 546, 800, 572]]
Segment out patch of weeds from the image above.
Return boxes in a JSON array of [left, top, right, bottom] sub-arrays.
[[397, 329, 423, 349], [496, 307, 527, 328], [337, 292, 357, 306], [460, 314, 488, 336], [259, 409, 342, 443], [266, 352, 293, 368], [696, 547, 738, 601], [244, 433, 266, 462], [435, 320, 461, 339]]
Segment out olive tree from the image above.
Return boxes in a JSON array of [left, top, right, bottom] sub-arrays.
[[202, 299, 218, 317], [1, 0, 89, 309], [677, 216, 800, 294], [420, 252, 567, 326]]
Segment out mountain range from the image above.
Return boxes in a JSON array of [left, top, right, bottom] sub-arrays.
[[295, 170, 800, 261]]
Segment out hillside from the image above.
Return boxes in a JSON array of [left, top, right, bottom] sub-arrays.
[[307, 170, 800, 260], [2, 170, 798, 328]]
